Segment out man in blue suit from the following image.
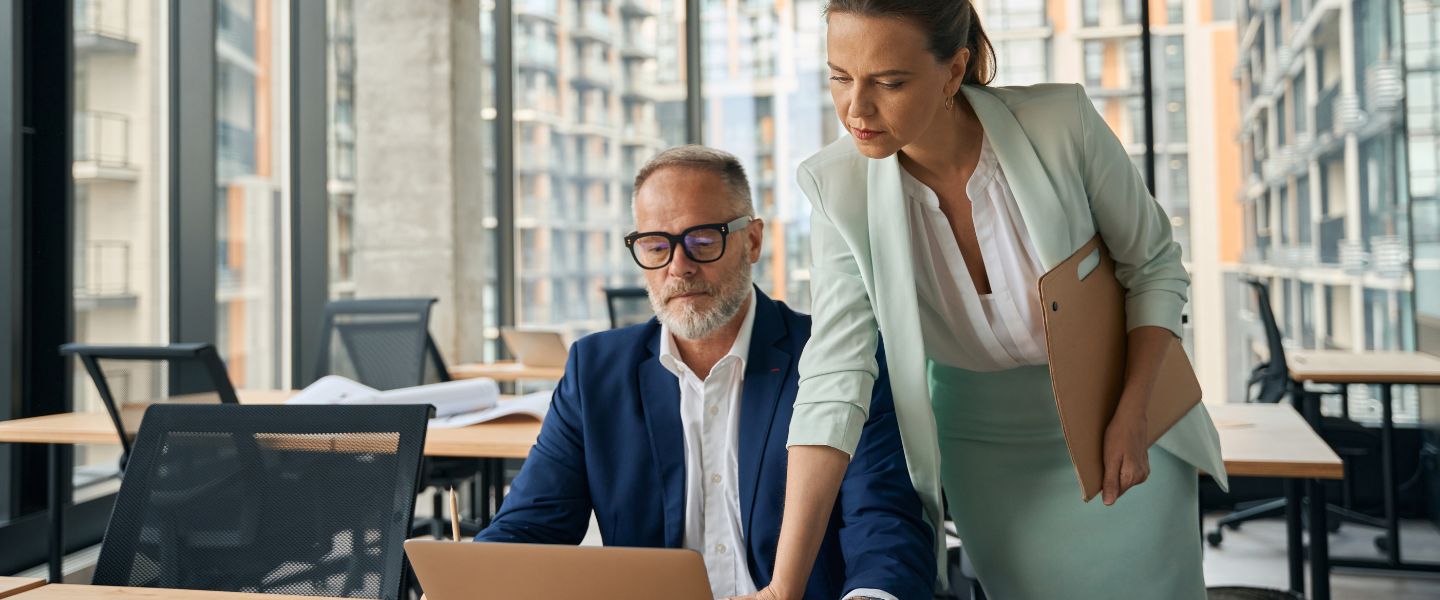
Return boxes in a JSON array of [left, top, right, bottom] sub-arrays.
[[476, 146, 934, 600]]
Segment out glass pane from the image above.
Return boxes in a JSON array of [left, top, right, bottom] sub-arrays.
[[216, 0, 290, 389], [701, 0, 833, 311], [325, 0, 499, 366], [1226, 0, 1434, 419], [71, 0, 169, 495], [509, 0, 683, 336], [1406, 0, 1440, 386]]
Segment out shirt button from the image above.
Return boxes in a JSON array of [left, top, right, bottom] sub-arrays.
[[711, 473, 721, 484], [715, 543, 727, 554], [708, 405, 719, 416]]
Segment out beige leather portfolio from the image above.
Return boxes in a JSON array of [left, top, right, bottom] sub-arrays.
[[1038, 235, 1202, 502]]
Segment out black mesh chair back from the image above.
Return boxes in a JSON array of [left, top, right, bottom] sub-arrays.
[[604, 287, 653, 329], [1246, 280, 1290, 404], [93, 404, 430, 599], [315, 298, 449, 390], [60, 343, 239, 469]]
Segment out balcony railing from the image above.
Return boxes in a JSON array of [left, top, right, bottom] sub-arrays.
[[619, 0, 655, 19], [1339, 239, 1369, 274], [74, 110, 130, 167], [74, 0, 132, 43], [571, 11, 613, 42], [1364, 59, 1405, 113], [217, 122, 257, 180], [516, 0, 558, 20], [1371, 235, 1410, 278], [216, 0, 256, 57], [77, 240, 131, 297], [517, 42, 558, 68]]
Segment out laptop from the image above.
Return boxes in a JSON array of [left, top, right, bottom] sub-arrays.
[[499, 328, 570, 368], [404, 540, 712, 600]]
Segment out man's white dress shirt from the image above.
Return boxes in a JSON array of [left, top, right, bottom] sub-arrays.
[[658, 289, 894, 600]]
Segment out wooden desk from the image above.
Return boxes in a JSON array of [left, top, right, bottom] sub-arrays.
[[0, 390, 540, 459], [1213, 403, 1343, 480], [0, 390, 541, 584], [0, 579, 44, 599], [1288, 350, 1440, 385], [1210, 402, 1343, 600], [449, 361, 564, 382], [1286, 349, 1440, 578], [10, 584, 326, 600]]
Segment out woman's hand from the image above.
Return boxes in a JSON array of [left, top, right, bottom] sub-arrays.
[[1101, 402, 1149, 506], [723, 587, 787, 600]]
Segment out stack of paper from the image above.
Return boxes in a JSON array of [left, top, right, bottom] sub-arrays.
[[287, 375, 501, 417], [427, 391, 551, 429]]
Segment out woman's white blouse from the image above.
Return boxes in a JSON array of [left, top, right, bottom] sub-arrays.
[[900, 132, 1051, 372]]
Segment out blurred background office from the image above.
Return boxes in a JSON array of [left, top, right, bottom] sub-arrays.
[[3, 0, 1440, 593]]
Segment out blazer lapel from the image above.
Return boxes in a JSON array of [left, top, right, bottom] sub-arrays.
[[638, 332, 687, 548], [738, 294, 788, 543], [961, 85, 1075, 268], [866, 155, 924, 332]]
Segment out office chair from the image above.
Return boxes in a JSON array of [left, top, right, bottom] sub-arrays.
[[1206, 280, 1381, 547], [60, 343, 239, 472], [313, 298, 481, 539], [314, 299, 451, 391], [604, 287, 653, 329], [92, 404, 430, 599]]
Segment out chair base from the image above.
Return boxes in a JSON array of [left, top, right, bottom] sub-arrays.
[[1207, 497, 1384, 548]]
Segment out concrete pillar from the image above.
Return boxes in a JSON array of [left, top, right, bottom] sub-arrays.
[[353, 0, 488, 364]]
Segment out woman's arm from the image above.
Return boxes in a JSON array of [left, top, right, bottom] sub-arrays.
[[1072, 83, 1192, 504], [1101, 325, 1173, 505], [732, 161, 884, 600], [757, 445, 852, 600]]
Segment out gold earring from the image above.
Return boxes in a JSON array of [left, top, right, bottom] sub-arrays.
[[944, 95, 955, 111]]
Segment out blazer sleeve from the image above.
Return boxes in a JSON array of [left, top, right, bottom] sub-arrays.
[[836, 347, 937, 600], [474, 343, 592, 544], [787, 161, 882, 457], [1074, 84, 1191, 337]]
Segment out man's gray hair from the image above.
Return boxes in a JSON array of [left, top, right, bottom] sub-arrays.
[[632, 145, 754, 219]]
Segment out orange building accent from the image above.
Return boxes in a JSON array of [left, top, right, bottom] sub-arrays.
[[1210, 27, 1244, 264]]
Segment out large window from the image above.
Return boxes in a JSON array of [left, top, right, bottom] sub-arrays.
[[70, 0, 170, 496], [215, 0, 290, 388], [700, 0, 831, 311], [510, 0, 681, 335], [325, 0, 498, 366]]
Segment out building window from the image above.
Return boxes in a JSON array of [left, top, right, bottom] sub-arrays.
[[983, 0, 1046, 30]]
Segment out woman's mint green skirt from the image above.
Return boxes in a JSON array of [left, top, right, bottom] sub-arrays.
[[929, 361, 1205, 599]]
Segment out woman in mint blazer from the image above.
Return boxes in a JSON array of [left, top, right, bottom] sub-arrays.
[[735, 2, 1229, 600]]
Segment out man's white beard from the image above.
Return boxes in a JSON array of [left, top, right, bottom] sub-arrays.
[[648, 250, 752, 341]]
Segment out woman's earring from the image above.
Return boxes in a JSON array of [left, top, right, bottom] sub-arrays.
[[944, 95, 955, 111]]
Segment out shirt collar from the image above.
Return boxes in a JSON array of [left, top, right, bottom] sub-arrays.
[[658, 287, 758, 381]]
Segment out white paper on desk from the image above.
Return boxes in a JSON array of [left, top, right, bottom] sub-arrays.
[[428, 391, 551, 429], [378, 378, 500, 416], [288, 375, 501, 417], [287, 375, 381, 405]]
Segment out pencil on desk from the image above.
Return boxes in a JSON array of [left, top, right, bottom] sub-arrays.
[[448, 487, 462, 542]]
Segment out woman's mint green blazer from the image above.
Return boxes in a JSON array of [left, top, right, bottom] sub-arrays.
[[787, 83, 1230, 555]]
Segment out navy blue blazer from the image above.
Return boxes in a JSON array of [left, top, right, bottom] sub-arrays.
[[477, 289, 934, 599]]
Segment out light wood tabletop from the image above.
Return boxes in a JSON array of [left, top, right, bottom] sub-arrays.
[[8, 584, 326, 600], [449, 360, 564, 382], [1212, 403, 1344, 480], [1287, 350, 1440, 385], [0, 390, 540, 460], [0, 578, 44, 599]]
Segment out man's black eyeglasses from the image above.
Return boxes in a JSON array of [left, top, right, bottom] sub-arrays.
[[624, 215, 754, 270]]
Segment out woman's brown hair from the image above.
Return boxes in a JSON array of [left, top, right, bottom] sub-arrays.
[[824, 0, 997, 87]]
